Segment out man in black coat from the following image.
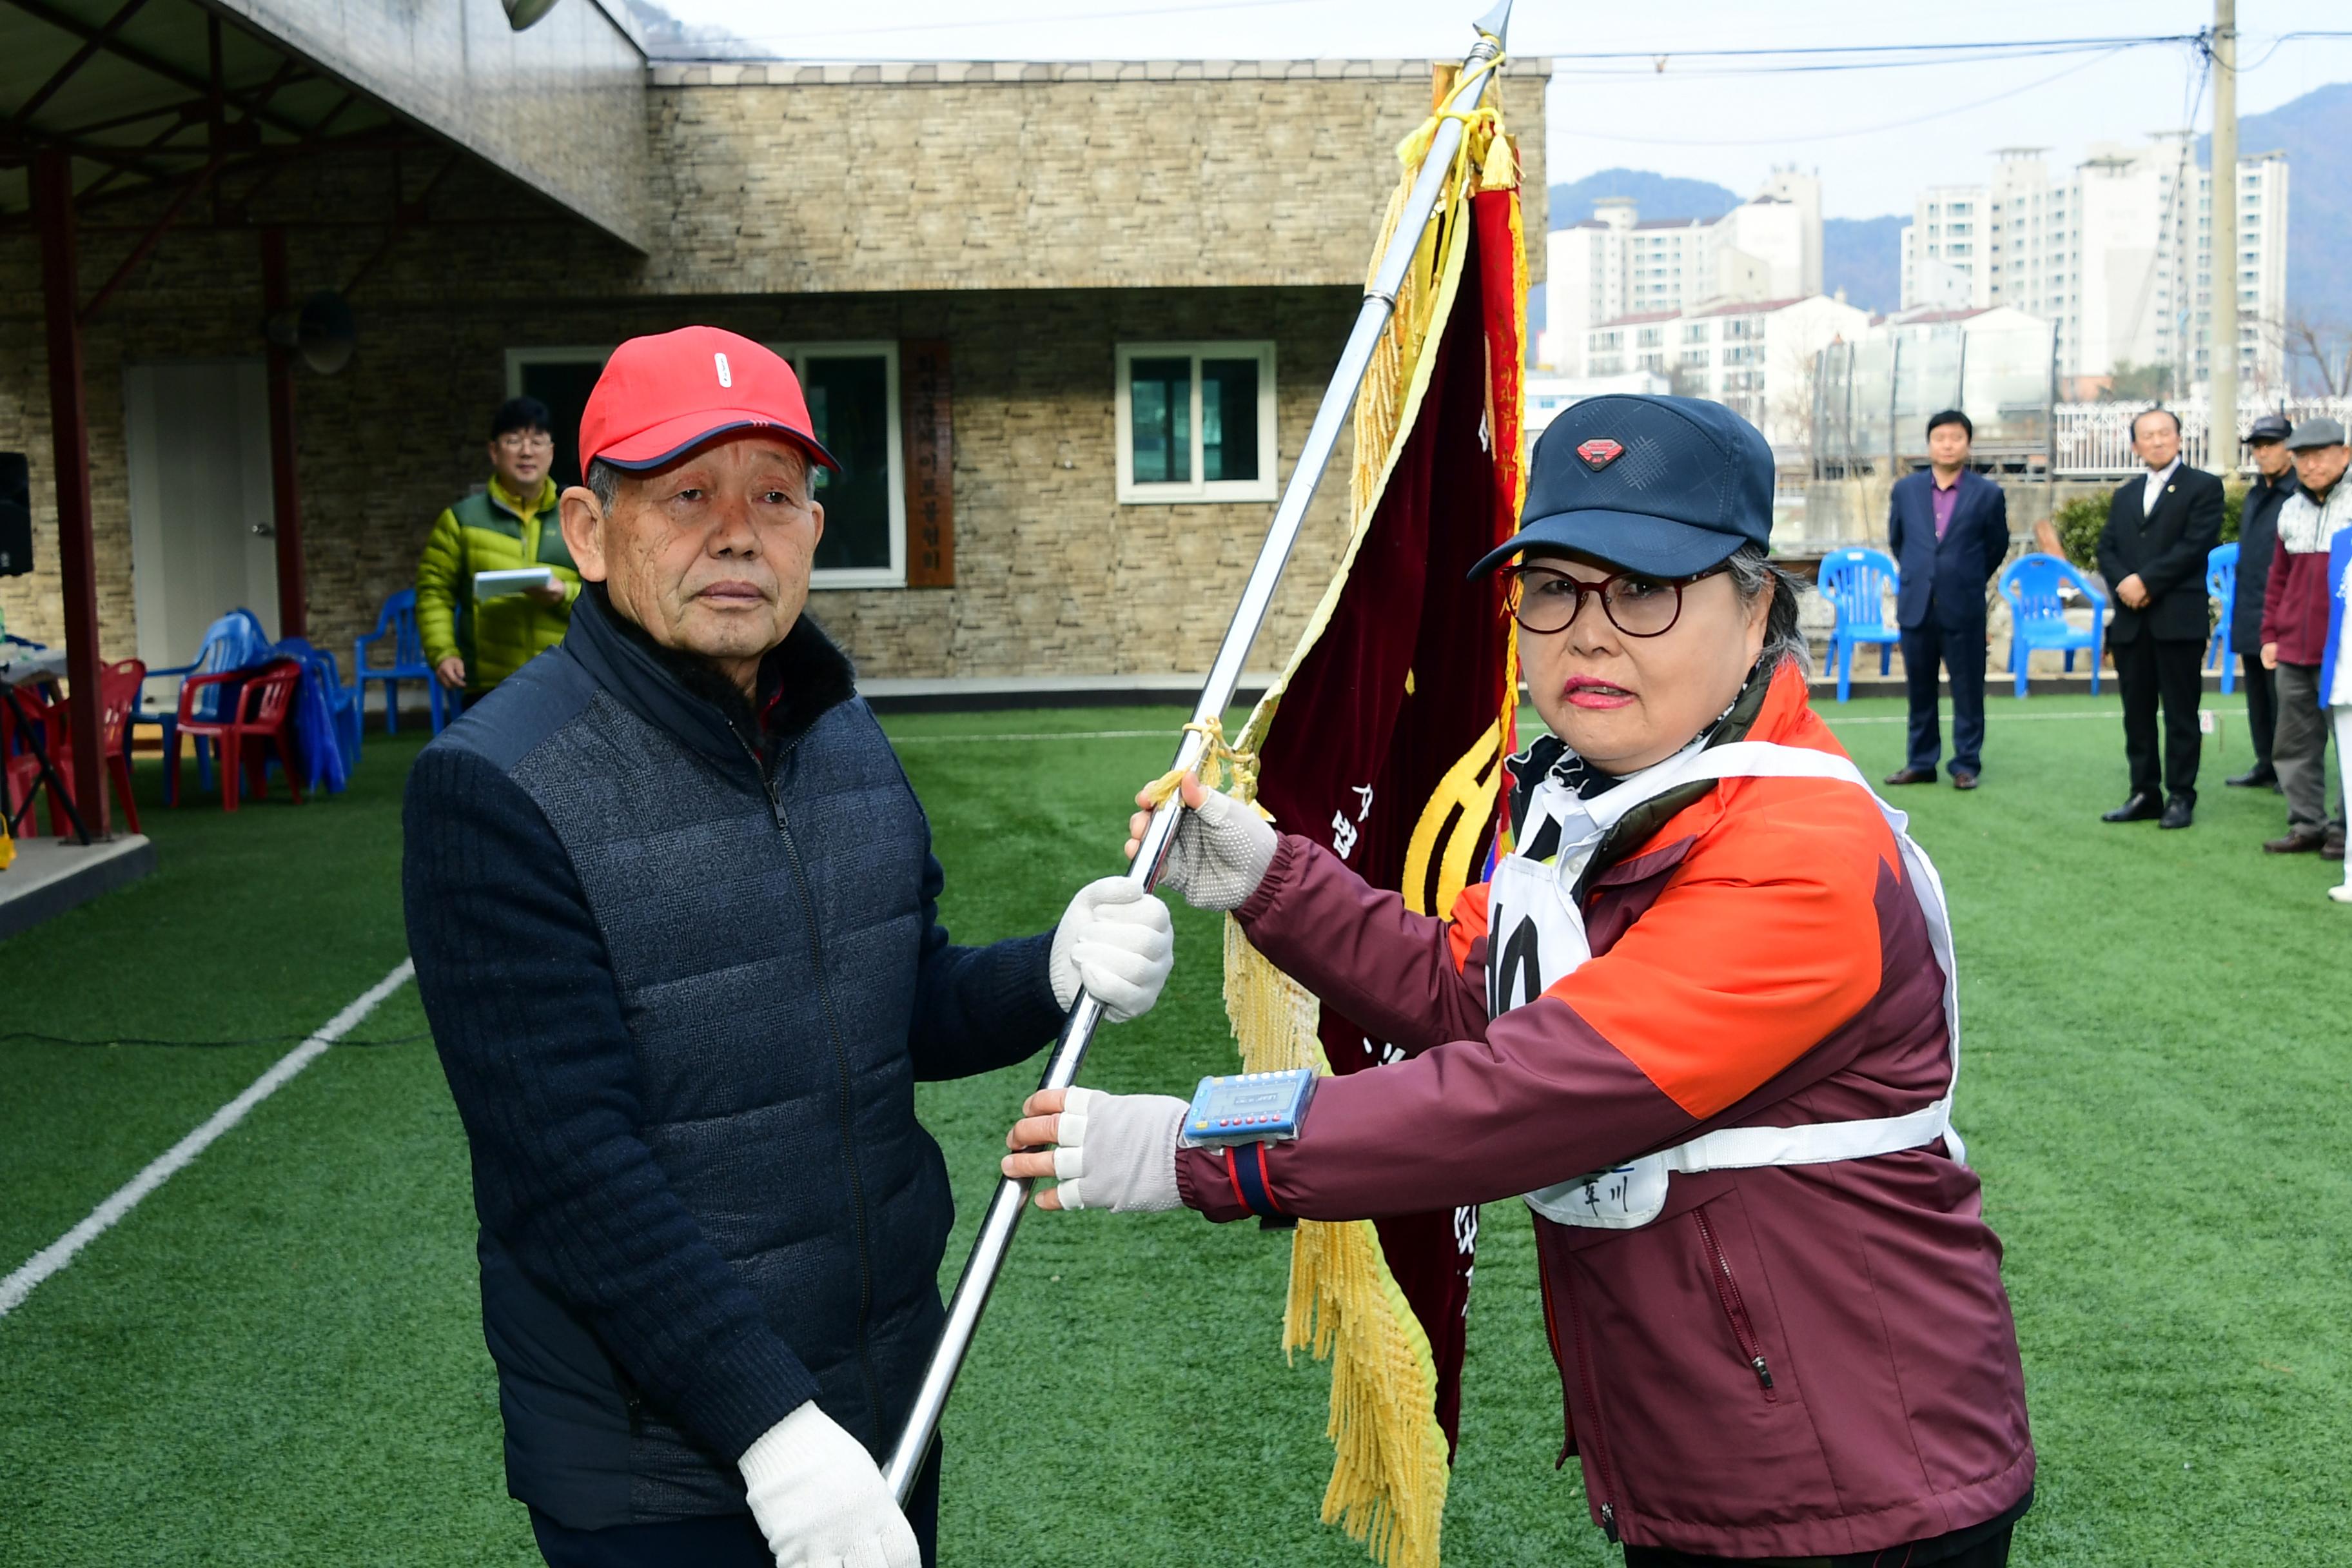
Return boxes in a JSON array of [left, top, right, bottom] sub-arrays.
[[2224, 413, 2298, 789], [2097, 407, 2226, 828], [402, 329, 1175, 1568], [1882, 409, 2010, 790]]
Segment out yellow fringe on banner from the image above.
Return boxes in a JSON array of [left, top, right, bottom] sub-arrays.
[[1199, 63, 1516, 1568]]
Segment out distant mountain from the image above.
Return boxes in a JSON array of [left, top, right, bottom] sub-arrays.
[[1824, 215, 1904, 314], [2201, 81, 2352, 387], [1547, 169, 1741, 228]]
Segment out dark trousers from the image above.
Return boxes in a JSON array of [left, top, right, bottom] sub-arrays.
[[2112, 634, 2205, 802], [1900, 620, 1988, 776], [2273, 662, 2346, 834], [530, 1442, 942, 1568], [1624, 1524, 2012, 1567], [2240, 652, 2278, 769]]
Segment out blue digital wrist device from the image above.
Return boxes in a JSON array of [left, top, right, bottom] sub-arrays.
[[1180, 1068, 1320, 1148]]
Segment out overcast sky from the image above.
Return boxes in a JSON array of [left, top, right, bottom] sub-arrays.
[[654, 0, 2349, 218]]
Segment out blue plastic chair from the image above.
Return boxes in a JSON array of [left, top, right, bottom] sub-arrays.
[[130, 609, 273, 803], [354, 590, 458, 735], [1998, 554, 2108, 698], [276, 636, 362, 794], [2205, 541, 2238, 695], [1818, 546, 1902, 703]]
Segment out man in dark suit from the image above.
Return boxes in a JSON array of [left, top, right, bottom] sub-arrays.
[[2225, 413, 2297, 789], [2097, 407, 2226, 828], [1883, 409, 2010, 790]]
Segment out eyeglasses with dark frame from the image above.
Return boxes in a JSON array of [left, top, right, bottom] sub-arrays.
[[1506, 562, 1729, 639], [494, 430, 555, 452]]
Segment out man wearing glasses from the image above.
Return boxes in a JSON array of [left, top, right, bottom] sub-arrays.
[[417, 397, 580, 698]]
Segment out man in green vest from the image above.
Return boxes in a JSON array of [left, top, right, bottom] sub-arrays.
[[417, 397, 581, 696]]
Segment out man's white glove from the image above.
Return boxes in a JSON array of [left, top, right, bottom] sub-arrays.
[[1049, 1085, 1189, 1211], [738, 1402, 919, 1568], [1050, 877, 1175, 1023], [1152, 787, 1277, 912]]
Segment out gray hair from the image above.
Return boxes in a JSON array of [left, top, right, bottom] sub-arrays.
[[583, 444, 813, 516], [1722, 542, 1813, 678]]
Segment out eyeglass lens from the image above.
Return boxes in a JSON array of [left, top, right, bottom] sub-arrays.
[[1509, 568, 1687, 638]]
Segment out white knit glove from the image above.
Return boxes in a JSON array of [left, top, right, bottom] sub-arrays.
[[1050, 877, 1175, 1023], [1049, 1086, 1189, 1211], [738, 1402, 918, 1568], [1153, 788, 1278, 912]]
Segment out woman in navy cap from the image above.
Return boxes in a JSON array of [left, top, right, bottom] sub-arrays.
[[1006, 397, 2034, 1565]]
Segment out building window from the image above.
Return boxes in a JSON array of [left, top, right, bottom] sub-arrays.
[[1638, 327, 1665, 348], [1680, 349, 1710, 369], [1115, 342, 1277, 504], [1681, 323, 1710, 344], [772, 342, 908, 587], [507, 348, 611, 492], [509, 343, 911, 589]]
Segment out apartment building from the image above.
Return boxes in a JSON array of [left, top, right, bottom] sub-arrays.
[[1583, 293, 1869, 451], [1899, 141, 2288, 393], [1540, 168, 1822, 373]]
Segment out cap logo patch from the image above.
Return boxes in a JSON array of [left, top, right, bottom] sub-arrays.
[[1576, 437, 1624, 470], [714, 351, 732, 388]]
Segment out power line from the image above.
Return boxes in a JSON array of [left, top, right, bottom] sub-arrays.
[[1553, 46, 2130, 148]]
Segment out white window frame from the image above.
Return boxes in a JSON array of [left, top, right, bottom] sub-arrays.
[[1114, 341, 1279, 505], [769, 340, 906, 590]]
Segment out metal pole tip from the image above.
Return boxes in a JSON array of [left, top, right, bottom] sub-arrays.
[[1474, 0, 1512, 48]]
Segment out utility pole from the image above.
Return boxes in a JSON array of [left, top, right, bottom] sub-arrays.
[[2211, 0, 2238, 473]]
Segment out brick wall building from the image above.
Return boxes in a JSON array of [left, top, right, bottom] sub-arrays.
[[1, 10, 1547, 694]]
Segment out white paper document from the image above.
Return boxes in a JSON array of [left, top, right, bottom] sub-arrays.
[[474, 568, 558, 600]]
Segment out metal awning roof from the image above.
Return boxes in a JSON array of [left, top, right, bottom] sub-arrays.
[[0, 0, 398, 215]]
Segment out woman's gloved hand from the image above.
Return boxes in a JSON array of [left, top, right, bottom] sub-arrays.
[[1050, 877, 1176, 1023], [1128, 771, 1277, 912], [1002, 1085, 1188, 1211], [738, 1401, 920, 1568]]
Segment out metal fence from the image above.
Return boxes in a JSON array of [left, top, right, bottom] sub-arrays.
[[1811, 321, 2057, 478], [2052, 398, 2352, 477]]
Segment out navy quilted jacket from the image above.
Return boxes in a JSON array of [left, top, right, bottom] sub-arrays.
[[402, 588, 1061, 1528]]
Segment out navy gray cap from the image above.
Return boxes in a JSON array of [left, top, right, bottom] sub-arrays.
[[2246, 412, 2293, 444], [1471, 394, 1774, 580], [2285, 415, 2347, 451]]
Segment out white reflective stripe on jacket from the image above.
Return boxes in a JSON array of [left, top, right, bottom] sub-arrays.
[[1485, 737, 1964, 1230]]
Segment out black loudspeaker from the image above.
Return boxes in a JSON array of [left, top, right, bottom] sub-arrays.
[[0, 453, 30, 577]]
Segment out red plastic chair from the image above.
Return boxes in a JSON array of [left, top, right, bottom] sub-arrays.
[[1, 678, 66, 838], [35, 660, 148, 836], [173, 658, 305, 812]]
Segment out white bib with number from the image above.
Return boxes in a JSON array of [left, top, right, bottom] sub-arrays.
[[1487, 738, 1965, 1231]]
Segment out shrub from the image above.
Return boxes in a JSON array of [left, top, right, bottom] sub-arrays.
[[2052, 493, 2108, 569]]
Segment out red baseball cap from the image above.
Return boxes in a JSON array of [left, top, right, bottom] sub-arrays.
[[577, 326, 841, 475]]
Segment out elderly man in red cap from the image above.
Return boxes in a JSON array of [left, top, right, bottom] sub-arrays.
[[402, 328, 1175, 1568]]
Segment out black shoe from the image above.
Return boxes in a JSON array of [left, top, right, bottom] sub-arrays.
[[2325, 830, 2346, 863], [1884, 767, 1937, 786], [2102, 792, 2162, 823], [1951, 770, 1980, 791], [2226, 766, 2278, 788], [2159, 796, 2195, 830]]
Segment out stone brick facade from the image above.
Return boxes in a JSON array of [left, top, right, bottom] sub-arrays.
[[0, 60, 1547, 685]]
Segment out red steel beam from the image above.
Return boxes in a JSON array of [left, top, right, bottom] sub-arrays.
[[260, 226, 304, 639], [30, 148, 110, 839], [77, 149, 224, 322]]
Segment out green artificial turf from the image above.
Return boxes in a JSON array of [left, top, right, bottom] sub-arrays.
[[1, 694, 2346, 1566]]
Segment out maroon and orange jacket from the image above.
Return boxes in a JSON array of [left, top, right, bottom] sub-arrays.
[[1176, 664, 2033, 1558]]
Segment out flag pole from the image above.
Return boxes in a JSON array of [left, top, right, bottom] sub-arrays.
[[885, 1, 1514, 1500]]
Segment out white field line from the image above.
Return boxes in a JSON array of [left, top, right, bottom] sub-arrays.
[[0, 957, 416, 1321]]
